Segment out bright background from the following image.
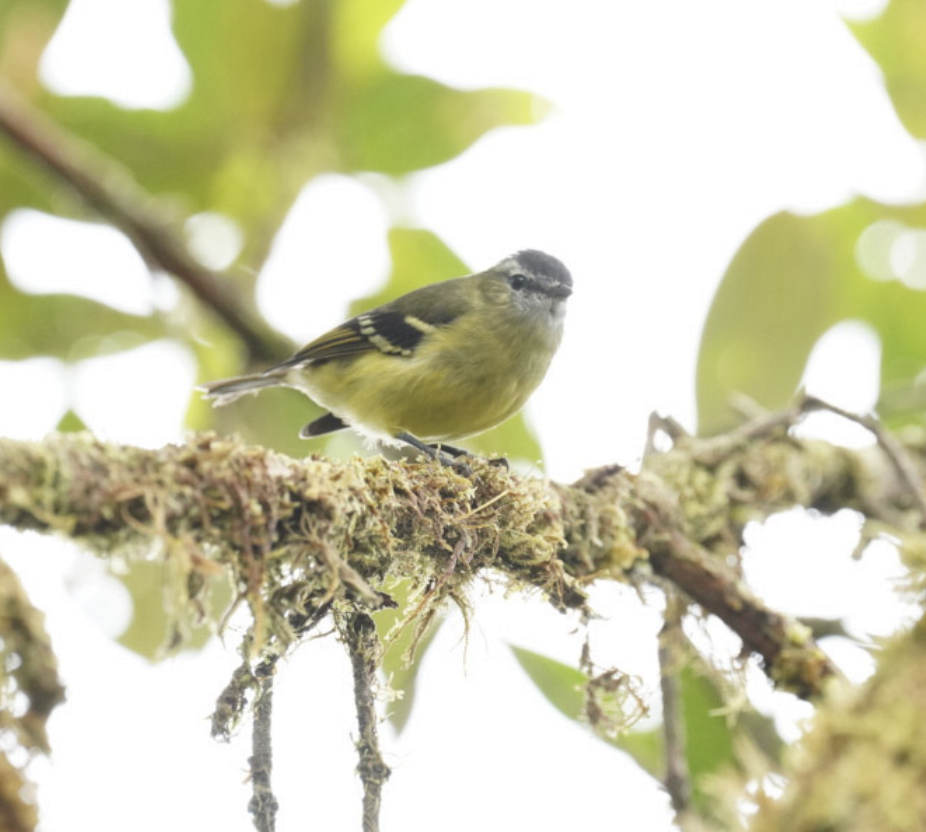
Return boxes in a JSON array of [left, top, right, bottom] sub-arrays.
[[1, 0, 922, 830]]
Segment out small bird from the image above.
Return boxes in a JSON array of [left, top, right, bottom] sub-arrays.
[[200, 249, 572, 465]]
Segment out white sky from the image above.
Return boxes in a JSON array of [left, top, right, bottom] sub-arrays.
[[2, 0, 923, 830]]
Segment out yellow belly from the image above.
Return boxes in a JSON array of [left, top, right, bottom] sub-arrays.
[[286, 317, 560, 443]]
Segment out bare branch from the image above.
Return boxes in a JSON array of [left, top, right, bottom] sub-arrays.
[[658, 595, 691, 816], [648, 530, 835, 697], [249, 661, 279, 832], [802, 394, 926, 528], [0, 81, 290, 362], [338, 611, 390, 832]]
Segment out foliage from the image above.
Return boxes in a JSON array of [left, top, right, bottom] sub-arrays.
[[0, 0, 539, 379], [0, 3, 545, 827], [1, 0, 926, 831], [0, 0, 543, 654], [697, 0, 926, 434]]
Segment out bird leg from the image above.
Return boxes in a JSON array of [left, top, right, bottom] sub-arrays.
[[395, 432, 471, 472]]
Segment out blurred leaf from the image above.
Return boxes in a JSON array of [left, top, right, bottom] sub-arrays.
[[116, 560, 216, 658], [0, 0, 69, 89], [510, 644, 663, 774], [375, 578, 444, 734], [36, 0, 333, 265], [612, 725, 664, 779], [332, 0, 407, 81], [6, 0, 542, 274], [801, 616, 851, 641], [350, 226, 468, 314], [510, 644, 589, 722], [339, 72, 541, 175], [116, 560, 175, 659], [0, 0, 548, 458], [697, 198, 926, 434], [510, 645, 757, 811], [208, 385, 327, 459], [55, 408, 86, 433], [0, 263, 166, 360], [679, 665, 735, 790], [466, 413, 542, 464], [849, 0, 926, 139]]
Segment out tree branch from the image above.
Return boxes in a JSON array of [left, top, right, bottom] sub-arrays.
[[3, 422, 923, 697], [0, 81, 290, 362], [338, 611, 390, 832], [0, 554, 66, 832], [658, 595, 691, 817], [248, 661, 279, 832], [749, 611, 926, 832]]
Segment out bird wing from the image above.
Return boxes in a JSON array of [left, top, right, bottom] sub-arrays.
[[271, 282, 471, 371]]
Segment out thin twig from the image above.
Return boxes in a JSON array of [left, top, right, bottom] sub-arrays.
[[695, 394, 926, 529], [249, 659, 279, 832], [658, 593, 691, 817], [646, 528, 837, 698], [339, 611, 390, 832], [645, 412, 689, 459], [0, 80, 289, 362], [802, 394, 926, 529]]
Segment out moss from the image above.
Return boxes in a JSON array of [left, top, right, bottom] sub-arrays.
[[751, 615, 926, 832]]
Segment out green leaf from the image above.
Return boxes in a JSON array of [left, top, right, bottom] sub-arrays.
[[509, 645, 763, 812], [206, 385, 328, 459], [849, 0, 926, 139], [33, 0, 339, 267], [56, 408, 87, 433], [4, 0, 543, 286], [697, 198, 926, 434], [510, 645, 664, 774], [0, 263, 166, 360], [678, 666, 735, 785], [115, 560, 176, 660], [0, 0, 69, 83], [115, 558, 229, 659], [331, 0, 407, 79], [510, 644, 662, 774], [339, 72, 541, 175], [464, 412, 542, 465], [510, 645, 589, 722], [375, 578, 444, 734], [349, 226, 468, 314]]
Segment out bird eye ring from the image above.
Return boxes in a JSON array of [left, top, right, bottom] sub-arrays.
[[509, 274, 528, 290]]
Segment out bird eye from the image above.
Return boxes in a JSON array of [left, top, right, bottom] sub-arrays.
[[509, 273, 528, 290]]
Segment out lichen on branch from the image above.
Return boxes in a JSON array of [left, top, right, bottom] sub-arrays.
[[0, 432, 597, 657], [3, 418, 923, 698]]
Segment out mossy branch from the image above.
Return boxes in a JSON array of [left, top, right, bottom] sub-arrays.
[[1, 419, 924, 698], [0, 555, 66, 832], [338, 610, 390, 832], [746, 611, 926, 832]]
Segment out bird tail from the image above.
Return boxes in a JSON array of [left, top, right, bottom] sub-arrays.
[[198, 372, 285, 406]]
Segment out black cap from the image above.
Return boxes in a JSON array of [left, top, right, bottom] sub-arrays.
[[512, 249, 572, 288]]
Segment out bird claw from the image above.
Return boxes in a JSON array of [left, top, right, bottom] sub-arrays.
[[450, 458, 473, 475]]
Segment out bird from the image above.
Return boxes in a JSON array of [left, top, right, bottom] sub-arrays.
[[199, 249, 572, 466]]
